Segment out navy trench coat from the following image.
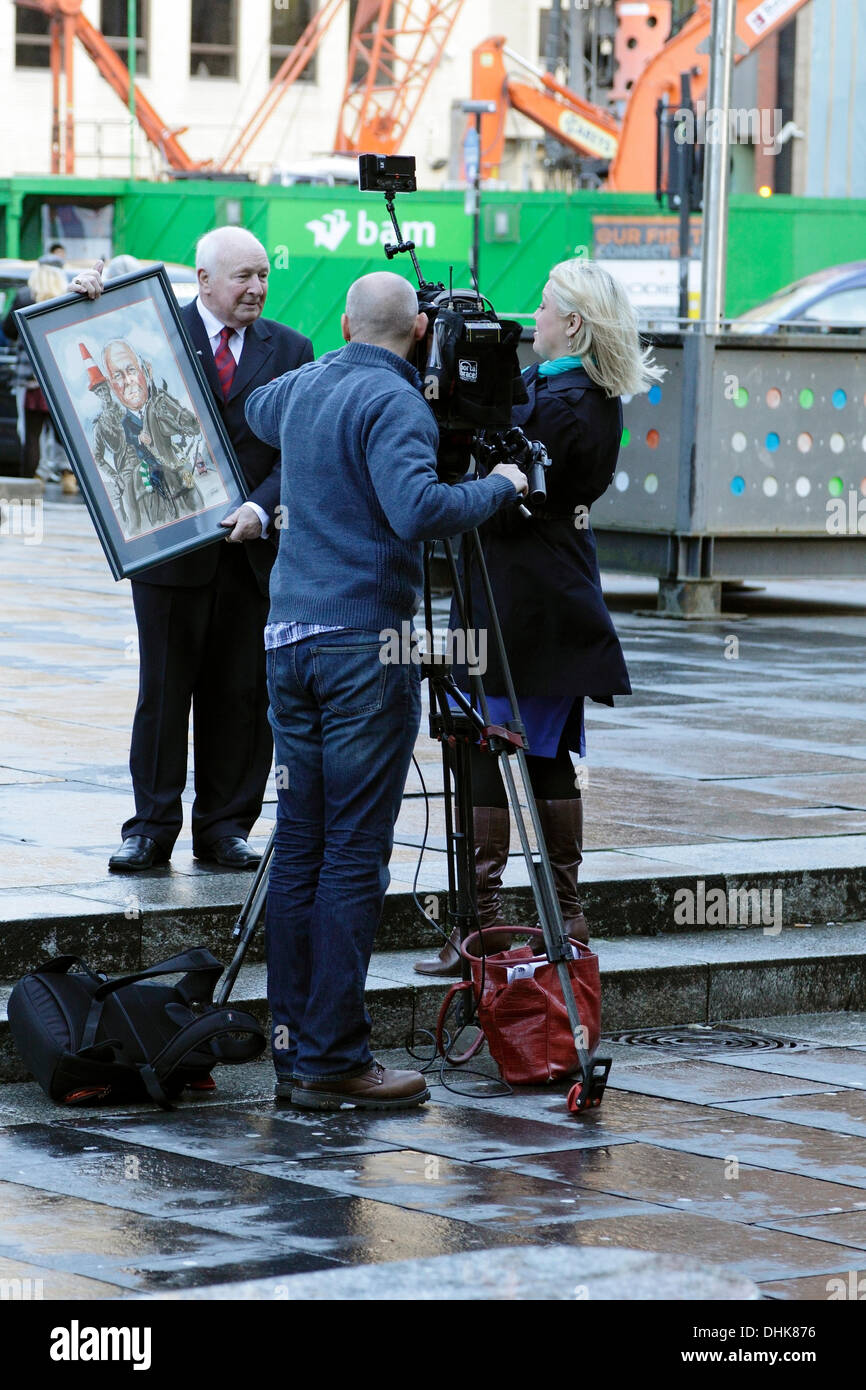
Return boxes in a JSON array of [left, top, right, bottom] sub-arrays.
[[455, 362, 631, 703]]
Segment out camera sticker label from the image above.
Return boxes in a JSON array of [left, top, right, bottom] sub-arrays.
[[458, 359, 478, 382]]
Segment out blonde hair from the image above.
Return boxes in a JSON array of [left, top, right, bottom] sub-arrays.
[[28, 264, 68, 304], [547, 257, 664, 398]]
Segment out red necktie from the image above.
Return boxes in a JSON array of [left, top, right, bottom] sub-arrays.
[[214, 326, 236, 399]]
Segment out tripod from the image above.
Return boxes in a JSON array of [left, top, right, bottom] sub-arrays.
[[215, 507, 611, 1112]]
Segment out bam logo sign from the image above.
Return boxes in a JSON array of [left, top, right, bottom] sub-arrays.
[[305, 208, 436, 252]]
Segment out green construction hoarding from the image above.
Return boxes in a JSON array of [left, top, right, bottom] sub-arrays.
[[2, 177, 865, 352]]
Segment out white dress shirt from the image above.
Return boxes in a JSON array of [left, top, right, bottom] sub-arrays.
[[194, 297, 269, 536]]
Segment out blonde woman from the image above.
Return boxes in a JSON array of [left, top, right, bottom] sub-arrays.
[[417, 257, 664, 975], [16, 263, 76, 491]]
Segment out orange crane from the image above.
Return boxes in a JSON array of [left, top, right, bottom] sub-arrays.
[[16, 0, 466, 177], [334, 0, 465, 154], [15, 0, 200, 174], [222, 0, 466, 171], [16, 0, 810, 188], [471, 0, 811, 191]]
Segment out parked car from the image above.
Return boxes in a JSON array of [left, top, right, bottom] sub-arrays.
[[730, 261, 866, 335], [0, 258, 198, 469]]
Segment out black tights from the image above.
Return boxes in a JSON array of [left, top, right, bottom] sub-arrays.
[[468, 735, 579, 809], [21, 410, 46, 478]]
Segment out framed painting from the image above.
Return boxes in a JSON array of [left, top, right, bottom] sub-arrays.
[[15, 264, 247, 580]]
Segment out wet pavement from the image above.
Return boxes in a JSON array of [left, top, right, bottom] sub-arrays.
[[4, 501, 866, 908], [0, 1013, 863, 1300]]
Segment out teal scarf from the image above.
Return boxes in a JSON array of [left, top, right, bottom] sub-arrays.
[[536, 355, 583, 376]]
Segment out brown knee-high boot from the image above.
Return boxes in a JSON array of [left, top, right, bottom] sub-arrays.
[[535, 797, 589, 945], [414, 806, 514, 976]]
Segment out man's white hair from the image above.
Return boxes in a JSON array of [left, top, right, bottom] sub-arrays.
[[196, 226, 268, 275], [345, 272, 419, 348]]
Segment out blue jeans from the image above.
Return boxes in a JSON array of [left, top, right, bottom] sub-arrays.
[[265, 630, 421, 1080]]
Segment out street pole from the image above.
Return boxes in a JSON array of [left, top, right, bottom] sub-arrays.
[[700, 0, 737, 332], [460, 99, 496, 291], [128, 0, 136, 179], [677, 74, 693, 322], [569, 0, 586, 99]]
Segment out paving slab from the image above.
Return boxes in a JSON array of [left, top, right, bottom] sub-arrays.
[[717, 1089, 866, 1138], [703, 1047, 866, 1089], [607, 1058, 837, 1103], [148, 1245, 761, 1301], [732, 1012, 866, 1046], [0, 1180, 342, 1291], [647, 1111, 866, 1188], [506, 1209, 866, 1283], [757, 1210, 866, 1251], [483, 1142, 866, 1224], [62, 1105, 406, 1168], [247, 1147, 667, 1229]]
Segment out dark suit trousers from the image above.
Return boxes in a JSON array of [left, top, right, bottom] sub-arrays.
[[122, 543, 272, 851]]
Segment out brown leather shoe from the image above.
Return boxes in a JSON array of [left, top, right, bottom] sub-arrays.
[[536, 797, 589, 945], [291, 1061, 429, 1111], [415, 806, 514, 976]]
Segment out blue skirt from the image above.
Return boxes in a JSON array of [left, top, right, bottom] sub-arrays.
[[451, 692, 586, 759], [486, 694, 585, 759]]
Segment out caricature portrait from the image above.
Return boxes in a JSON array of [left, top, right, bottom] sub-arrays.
[[47, 296, 230, 541]]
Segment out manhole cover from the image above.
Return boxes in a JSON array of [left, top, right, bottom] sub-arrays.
[[606, 1024, 803, 1052]]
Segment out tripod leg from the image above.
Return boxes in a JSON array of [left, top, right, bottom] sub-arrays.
[[214, 823, 275, 1007]]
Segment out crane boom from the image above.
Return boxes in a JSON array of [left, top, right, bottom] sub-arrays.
[[219, 0, 346, 173], [335, 0, 466, 153], [610, 0, 811, 188], [15, 0, 200, 171]]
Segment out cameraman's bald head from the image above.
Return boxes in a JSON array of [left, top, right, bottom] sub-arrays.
[[342, 272, 428, 359]]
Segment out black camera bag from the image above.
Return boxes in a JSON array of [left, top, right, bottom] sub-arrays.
[[7, 947, 266, 1108]]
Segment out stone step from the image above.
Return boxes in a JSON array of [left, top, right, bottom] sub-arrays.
[[2, 924, 865, 1084], [1, 856, 863, 980]]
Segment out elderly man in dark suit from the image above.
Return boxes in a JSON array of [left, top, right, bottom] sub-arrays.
[[72, 229, 314, 871]]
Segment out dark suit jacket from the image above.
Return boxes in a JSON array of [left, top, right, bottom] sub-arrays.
[[135, 300, 314, 594]]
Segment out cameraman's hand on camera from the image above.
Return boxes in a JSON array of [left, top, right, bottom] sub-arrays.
[[70, 261, 105, 300], [491, 463, 529, 496]]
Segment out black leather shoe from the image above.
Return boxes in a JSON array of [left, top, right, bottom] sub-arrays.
[[194, 836, 261, 869], [108, 836, 170, 872]]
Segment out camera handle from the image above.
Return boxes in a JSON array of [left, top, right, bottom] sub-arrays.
[[382, 191, 439, 295]]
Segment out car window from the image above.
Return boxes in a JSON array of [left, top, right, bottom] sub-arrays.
[[801, 287, 866, 324]]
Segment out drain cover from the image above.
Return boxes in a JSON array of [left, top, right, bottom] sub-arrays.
[[607, 1024, 803, 1052]]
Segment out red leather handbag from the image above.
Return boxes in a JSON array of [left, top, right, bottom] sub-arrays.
[[436, 927, 601, 1085]]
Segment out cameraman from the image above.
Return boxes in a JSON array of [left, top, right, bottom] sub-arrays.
[[245, 270, 527, 1109], [417, 257, 664, 975]]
